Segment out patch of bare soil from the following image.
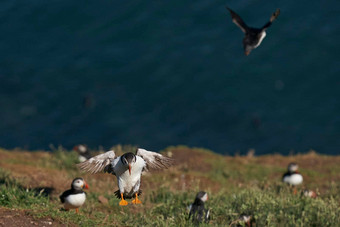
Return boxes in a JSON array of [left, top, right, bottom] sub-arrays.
[[0, 207, 64, 227]]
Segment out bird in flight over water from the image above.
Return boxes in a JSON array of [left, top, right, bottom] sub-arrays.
[[226, 7, 280, 56]]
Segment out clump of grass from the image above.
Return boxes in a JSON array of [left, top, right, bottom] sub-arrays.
[[48, 145, 79, 170], [0, 168, 49, 209], [212, 187, 340, 226]]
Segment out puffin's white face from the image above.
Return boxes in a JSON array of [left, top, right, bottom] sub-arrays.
[[288, 163, 299, 172], [72, 178, 89, 190], [201, 192, 208, 202]]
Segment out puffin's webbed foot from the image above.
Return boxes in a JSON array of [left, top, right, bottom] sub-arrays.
[[119, 193, 128, 206], [293, 187, 297, 195], [132, 193, 142, 204]]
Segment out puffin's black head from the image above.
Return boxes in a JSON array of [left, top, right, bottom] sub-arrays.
[[194, 191, 208, 204], [244, 45, 253, 56], [71, 177, 89, 190], [287, 163, 299, 173], [73, 144, 88, 154], [121, 152, 137, 175]]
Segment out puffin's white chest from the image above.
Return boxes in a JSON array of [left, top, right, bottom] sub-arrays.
[[64, 193, 86, 209], [283, 173, 303, 186], [114, 157, 145, 194], [255, 31, 266, 48]]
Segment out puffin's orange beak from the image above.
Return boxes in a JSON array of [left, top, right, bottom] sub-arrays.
[[128, 164, 131, 175], [83, 182, 89, 189]]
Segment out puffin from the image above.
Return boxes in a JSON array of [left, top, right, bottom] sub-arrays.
[[77, 148, 173, 206], [226, 7, 280, 55], [301, 189, 317, 198], [282, 163, 303, 194], [60, 177, 89, 213], [238, 214, 253, 227], [73, 144, 92, 162], [188, 191, 210, 224]]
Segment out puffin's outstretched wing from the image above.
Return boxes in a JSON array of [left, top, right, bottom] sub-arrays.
[[77, 150, 116, 174], [262, 9, 280, 30], [226, 7, 248, 33], [136, 148, 173, 171]]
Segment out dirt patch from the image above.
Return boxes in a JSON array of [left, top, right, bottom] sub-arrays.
[[0, 207, 64, 227], [166, 147, 214, 172]]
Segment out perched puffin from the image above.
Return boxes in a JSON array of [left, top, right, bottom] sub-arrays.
[[77, 148, 173, 206], [60, 177, 89, 213], [282, 163, 303, 194], [73, 144, 92, 162], [188, 191, 210, 224], [301, 189, 317, 198], [238, 214, 253, 227], [226, 7, 280, 55]]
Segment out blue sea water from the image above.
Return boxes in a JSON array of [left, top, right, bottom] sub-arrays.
[[0, 0, 339, 155]]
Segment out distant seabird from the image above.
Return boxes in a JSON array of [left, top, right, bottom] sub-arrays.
[[60, 177, 89, 213], [188, 191, 210, 224], [282, 163, 303, 194], [73, 144, 92, 162], [77, 148, 173, 206], [226, 7, 280, 55], [301, 189, 317, 198]]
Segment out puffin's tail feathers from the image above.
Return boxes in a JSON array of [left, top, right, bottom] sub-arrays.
[[114, 190, 142, 199]]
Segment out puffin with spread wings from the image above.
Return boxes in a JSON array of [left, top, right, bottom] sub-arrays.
[[226, 7, 280, 56], [77, 148, 173, 206]]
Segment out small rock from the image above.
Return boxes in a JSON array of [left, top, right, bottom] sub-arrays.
[[98, 195, 109, 204]]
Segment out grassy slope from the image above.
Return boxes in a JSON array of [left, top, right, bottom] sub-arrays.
[[0, 146, 339, 226]]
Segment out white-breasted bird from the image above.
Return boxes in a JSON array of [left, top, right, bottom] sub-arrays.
[[73, 144, 92, 162], [188, 191, 210, 224], [77, 148, 173, 206], [59, 177, 89, 213], [226, 7, 280, 56], [282, 163, 303, 194]]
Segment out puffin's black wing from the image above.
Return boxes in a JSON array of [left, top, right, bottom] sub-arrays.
[[59, 189, 72, 203], [136, 148, 173, 171], [282, 171, 290, 181], [77, 150, 116, 174], [226, 7, 248, 33], [262, 9, 280, 30]]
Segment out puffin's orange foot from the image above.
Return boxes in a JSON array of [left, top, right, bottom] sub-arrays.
[[119, 193, 128, 206], [75, 208, 79, 213], [132, 198, 142, 204], [119, 199, 128, 206], [132, 193, 142, 204], [293, 187, 297, 195]]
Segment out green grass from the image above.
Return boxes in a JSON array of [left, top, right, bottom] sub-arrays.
[[1, 167, 339, 226], [0, 147, 339, 226]]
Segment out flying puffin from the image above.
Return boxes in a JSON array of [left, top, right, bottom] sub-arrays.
[[226, 7, 280, 55], [77, 148, 173, 206], [73, 144, 92, 162], [60, 177, 89, 213], [188, 191, 210, 224], [282, 163, 303, 194]]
